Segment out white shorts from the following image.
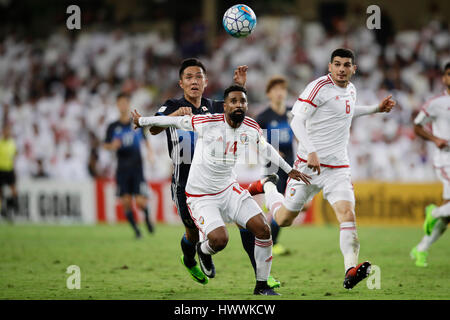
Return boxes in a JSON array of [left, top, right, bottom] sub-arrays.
[[283, 160, 355, 212], [435, 166, 450, 200], [186, 182, 262, 236]]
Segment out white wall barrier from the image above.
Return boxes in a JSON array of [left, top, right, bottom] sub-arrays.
[[10, 179, 96, 224], [2, 179, 181, 224]]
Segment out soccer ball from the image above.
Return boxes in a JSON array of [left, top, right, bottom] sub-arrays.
[[222, 4, 257, 38]]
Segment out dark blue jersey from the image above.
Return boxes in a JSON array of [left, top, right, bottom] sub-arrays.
[[105, 120, 146, 171], [256, 106, 295, 164], [155, 96, 224, 189]]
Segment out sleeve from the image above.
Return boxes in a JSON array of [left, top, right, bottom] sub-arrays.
[[139, 115, 193, 131], [292, 79, 327, 117], [414, 98, 438, 126], [353, 104, 379, 117], [413, 110, 432, 126], [154, 100, 179, 116], [290, 114, 316, 153], [420, 99, 438, 118], [104, 123, 114, 143], [256, 135, 293, 174]]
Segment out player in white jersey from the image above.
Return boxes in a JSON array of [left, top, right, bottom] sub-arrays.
[[261, 48, 396, 289], [132, 85, 311, 295], [410, 62, 450, 267]]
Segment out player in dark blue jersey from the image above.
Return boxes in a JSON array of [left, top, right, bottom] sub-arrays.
[[256, 76, 295, 256], [104, 92, 154, 238], [149, 58, 280, 288]]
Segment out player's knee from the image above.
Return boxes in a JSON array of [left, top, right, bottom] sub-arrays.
[[209, 236, 229, 252], [254, 223, 271, 239], [121, 196, 132, 210], [340, 208, 355, 222]]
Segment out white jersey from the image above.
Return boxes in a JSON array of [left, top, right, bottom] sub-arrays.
[[291, 74, 357, 167], [184, 114, 269, 196], [414, 90, 450, 168]]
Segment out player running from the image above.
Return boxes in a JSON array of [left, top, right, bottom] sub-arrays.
[[133, 85, 311, 295], [260, 48, 396, 289], [410, 62, 450, 267], [104, 93, 154, 238], [149, 58, 280, 288]]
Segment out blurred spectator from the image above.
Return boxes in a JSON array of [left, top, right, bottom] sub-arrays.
[[0, 12, 448, 183], [32, 158, 50, 179]]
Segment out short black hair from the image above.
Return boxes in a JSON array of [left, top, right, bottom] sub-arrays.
[[331, 48, 355, 64], [224, 85, 247, 100], [117, 92, 130, 100], [179, 58, 207, 79], [444, 62, 450, 72]]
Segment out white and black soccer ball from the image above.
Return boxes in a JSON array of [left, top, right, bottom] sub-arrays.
[[222, 4, 257, 38]]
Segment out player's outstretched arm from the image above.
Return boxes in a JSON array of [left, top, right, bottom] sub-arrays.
[[131, 109, 193, 132], [149, 107, 193, 135], [354, 95, 396, 117]]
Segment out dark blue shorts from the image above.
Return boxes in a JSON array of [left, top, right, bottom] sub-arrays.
[[116, 169, 148, 197], [172, 185, 196, 230]]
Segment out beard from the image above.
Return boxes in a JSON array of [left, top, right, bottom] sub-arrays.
[[230, 110, 245, 123]]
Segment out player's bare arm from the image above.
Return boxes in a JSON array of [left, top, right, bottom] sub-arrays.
[[414, 124, 449, 149]]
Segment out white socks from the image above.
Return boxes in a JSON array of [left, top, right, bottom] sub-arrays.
[[263, 182, 284, 220], [254, 236, 273, 281], [340, 222, 360, 271], [200, 240, 216, 255], [417, 218, 448, 252], [431, 202, 450, 219]]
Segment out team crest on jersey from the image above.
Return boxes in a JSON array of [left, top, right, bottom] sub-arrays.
[[335, 96, 340, 100], [240, 133, 249, 144], [199, 216, 205, 225], [201, 106, 209, 113], [289, 188, 296, 197], [158, 106, 167, 113], [350, 91, 355, 99]]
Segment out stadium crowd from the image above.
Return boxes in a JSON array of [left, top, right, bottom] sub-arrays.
[[0, 15, 448, 183]]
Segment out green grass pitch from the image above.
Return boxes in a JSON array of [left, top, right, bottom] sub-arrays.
[[0, 223, 448, 300]]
